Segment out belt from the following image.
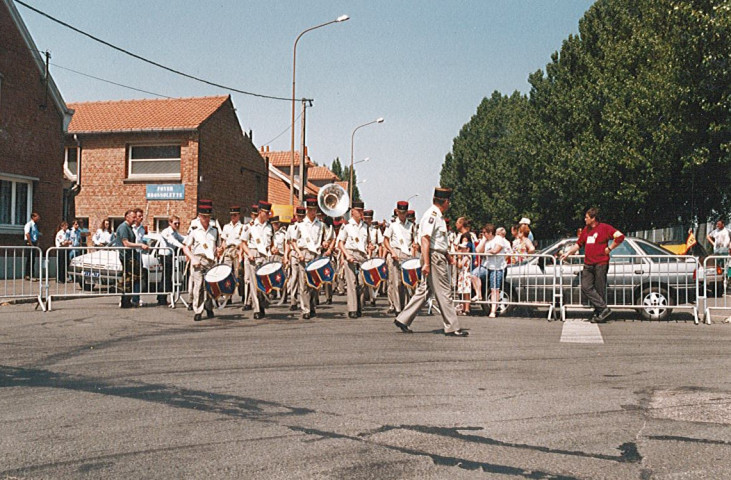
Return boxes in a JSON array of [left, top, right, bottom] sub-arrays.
[[431, 250, 448, 255]]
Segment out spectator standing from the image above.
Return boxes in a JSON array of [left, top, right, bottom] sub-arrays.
[[483, 224, 511, 317], [706, 219, 730, 256], [54, 221, 71, 283], [67, 219, 82, 260], [456, 234, 473, 315], [512, 224, 536, 264], [157, 214, 185, 306], [114, 209, 149, 308], [519, 217, 534, 244], [92, 219, 113, 247], [560, 207, 624, 323], [23, 212, 40, 281]]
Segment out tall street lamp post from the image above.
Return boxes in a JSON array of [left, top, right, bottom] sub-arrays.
[[349, 118, 383, 206], [290, 14, 349, 206]]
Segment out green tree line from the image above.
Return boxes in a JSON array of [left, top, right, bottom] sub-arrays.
[[441, 0, 729, 239]]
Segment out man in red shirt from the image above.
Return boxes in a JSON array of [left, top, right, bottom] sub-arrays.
[[560, 208, 624, 323]]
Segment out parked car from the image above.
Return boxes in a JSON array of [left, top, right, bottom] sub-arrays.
[[68, 233, 173, 291], [494, 236, 724, 321]]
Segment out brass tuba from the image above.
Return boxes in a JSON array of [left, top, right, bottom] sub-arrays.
[[317, 183, 349, 218]]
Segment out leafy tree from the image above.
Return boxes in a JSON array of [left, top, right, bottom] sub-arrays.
[[331, 157, 343, 180]]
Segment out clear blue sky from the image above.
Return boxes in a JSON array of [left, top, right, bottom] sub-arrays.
[[18, 0, 595, 221]]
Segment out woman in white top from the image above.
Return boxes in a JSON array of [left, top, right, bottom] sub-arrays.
[[92, 218, 113, 247], [54, 221, 71, 283]]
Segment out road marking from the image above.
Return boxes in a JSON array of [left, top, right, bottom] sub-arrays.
[[560, 318, 604, 344]]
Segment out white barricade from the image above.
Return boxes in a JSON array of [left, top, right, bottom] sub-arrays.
[[0, 246, 44, 310], [702, 255, 731, 324], [173, 247, 190, 309], [44, 246, 176, 311], [558, 254, 701, 323], [452, 252, 559, 320]]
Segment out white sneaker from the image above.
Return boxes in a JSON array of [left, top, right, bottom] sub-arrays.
[[471, 295, 481, 302]]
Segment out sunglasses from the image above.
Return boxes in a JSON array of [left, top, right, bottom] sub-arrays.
[[173, 222, 180, 226]]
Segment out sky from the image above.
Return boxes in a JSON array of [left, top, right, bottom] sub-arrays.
[[16, 0, 596, 220]]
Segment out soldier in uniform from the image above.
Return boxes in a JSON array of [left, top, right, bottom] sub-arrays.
[[383, 201, 414, 314], [286, 206, 305, 310], [240, 201, 274, 319], [319, 213, 336, 305], [394, 188, 469, 337], [292, 197, 326, 319], [219, 206, 245, 303], [240, 204, 258, 310], [332, 217, 346, 295], [337, 201, 372, 318], [182, 201, 219, 321], [363, 209, 383, 306], [185, 200, 211, 309]]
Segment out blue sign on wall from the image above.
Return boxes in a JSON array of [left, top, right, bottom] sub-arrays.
[[146, 184, 185, 200]]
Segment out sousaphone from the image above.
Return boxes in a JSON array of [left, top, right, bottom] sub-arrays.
[[317, 183, 349, 218]]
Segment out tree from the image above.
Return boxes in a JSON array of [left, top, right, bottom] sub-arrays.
[[331, 157, 343, 180]]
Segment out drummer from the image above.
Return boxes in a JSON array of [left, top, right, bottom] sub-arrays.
[[219, 206, 245, 302], [332, 217, 346, 296], [182, 200, 219, 321], [286, 206, 306, 311], [269, 216, 286, 303], [383, 200, 415, 314], [241, 204, 260, 310], [293, 196, 326, 319], [363, 209, 383, 307], [240, 201, 274, 319], [337, 200, 372, 318], [320, 212, 336, 305]]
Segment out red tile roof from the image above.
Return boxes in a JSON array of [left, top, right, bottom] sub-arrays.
[[308, 166, 338, 181], [268, 169, 319, 206], [68, 96, 229, 133], [262, 150, 315, 168]]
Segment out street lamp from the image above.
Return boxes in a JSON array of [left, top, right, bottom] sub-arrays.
[[290, 14, 350, 206], [353, 157, 370, 166], [350, 118, 383, 206]]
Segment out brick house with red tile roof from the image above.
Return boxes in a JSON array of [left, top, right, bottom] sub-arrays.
[[0, 0, 74, 248], [66, 95, 267, 234]]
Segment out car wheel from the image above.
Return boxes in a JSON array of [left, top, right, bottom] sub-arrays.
[[480, 289, 514, 315], [638, 287, 673, 321]]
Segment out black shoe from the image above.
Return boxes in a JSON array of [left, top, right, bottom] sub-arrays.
[[356, 310, 363, 318], [347, 312, 358, 319], [206, 309, 215, 319], [158, 300, 169, 306], [289, 305, 298, 311], [242, 304, 253, 311], [302, 313, 311, 320], [253, 312, 265, 320], [445, 329, 469, 337], [187, 304, 193, 311], [370, 300, 376, 307], [193, 314, 202, 321], [309, 309, 316, 317], [593, 307, 611, 323], [326, 299, 332, 305], [120, 302, 134, 309], [394, 319, 413, 334]]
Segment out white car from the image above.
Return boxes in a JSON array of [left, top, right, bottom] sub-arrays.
[[68, 233, 172, 291]]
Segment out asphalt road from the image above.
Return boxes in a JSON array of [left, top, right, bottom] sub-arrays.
[[1, 294, 729, 479]]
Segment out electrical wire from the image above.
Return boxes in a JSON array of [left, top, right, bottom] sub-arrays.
[[14, 0, 292, 102], [262, 110, 304, 146], [50, 63, 172, 99]]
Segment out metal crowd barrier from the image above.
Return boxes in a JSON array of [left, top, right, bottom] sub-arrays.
[[452, 252, 704, 323], [701, 255, 731, 324], [0, 246, 45, 310], [173, 247, 190, 309], [44, 246, 176, 311], [452, 252, 559, 320]]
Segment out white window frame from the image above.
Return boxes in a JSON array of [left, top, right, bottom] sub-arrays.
[[64, 146, 78, 181], [0, 173, 35, 233], [127, 144, 181, 180]]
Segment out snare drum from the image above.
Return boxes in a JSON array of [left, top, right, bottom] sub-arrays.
[[305, 257, 334, 289], [255, 261, 286, 294], [205, 264, 237, 299], [360, 257, 388, 288], [400, 257, 422, 288]]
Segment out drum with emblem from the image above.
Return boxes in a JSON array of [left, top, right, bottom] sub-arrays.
[[360, 257, 388, 288], [205, 264, 237, 299], [255, 261, 286, 294], [305, 257, 334, 289], [400, 257, 422, 288]]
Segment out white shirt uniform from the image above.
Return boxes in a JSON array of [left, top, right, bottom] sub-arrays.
[[273, 227, 287, 254], [92, 229, 113, 246], [384, 218, 414, 256], [222, 221, 244, 248], [368, 224, 383, 249], [55, 229, 69, 248], [419, 205, 449, 253], [243, 219, 274, 257], [338, 218, 369, 254], [159, 226, 185, 255], [296, 217, 325, 255], [184, 224, 218, 261]]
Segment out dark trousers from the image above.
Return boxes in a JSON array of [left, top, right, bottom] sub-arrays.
[[25, 244, 38, 278], [581, 263, 609, 311], [56, 251, 68, 283], [157, 254, 174, 303]]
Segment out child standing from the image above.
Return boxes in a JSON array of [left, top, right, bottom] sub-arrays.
[[456, 234, 473, 315]]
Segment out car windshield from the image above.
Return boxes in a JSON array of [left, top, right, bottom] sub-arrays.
[[635, 239, 672, 256]]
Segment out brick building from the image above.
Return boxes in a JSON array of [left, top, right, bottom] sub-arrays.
[[66, 95, 267, 235], [0, 0, 74, 248]]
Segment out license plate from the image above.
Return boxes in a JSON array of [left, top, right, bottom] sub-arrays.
[[83, 271, 101, 278]]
